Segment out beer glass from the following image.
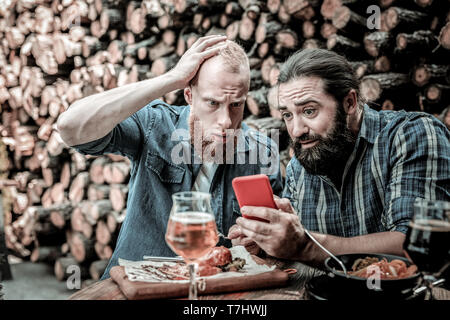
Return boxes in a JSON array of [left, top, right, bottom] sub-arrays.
[[165, 192, 218, 299]]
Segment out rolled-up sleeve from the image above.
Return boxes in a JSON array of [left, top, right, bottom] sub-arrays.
[[383, 116, 450, 234], [72, 101, 159, 161]]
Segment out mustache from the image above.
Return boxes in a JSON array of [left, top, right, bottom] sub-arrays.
[[297, 133, 322, 142]]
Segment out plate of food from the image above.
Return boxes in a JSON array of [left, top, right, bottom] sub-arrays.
[[324, 253, 420, 293], [110, 246, 289, 299]]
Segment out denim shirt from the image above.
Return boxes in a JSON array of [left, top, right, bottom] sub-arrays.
[[72, 100, 282, 279], [283, 105, 450, 237]]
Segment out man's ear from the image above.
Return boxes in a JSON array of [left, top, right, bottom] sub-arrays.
[[184, 87, 193, 105], [342, 89, 358, 115]]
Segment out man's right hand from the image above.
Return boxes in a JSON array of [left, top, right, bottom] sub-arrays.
[[168, 35, 227, 89]]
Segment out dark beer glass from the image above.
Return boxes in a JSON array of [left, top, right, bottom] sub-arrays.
[[404, 199, 450, 285]]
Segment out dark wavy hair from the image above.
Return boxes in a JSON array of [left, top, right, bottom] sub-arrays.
[[278, 49, 365, 109]]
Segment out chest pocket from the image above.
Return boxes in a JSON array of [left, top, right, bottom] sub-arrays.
[[146, 152, 185, 184]]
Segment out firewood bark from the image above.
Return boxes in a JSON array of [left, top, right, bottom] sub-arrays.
[[320, 22, 337, 39], [85, 200, 112, 225], [374, 56, 391, 73], [247, 87, 270, 117], [274, 29, 298, 56], [261, 55, 276, 84], [100, 8, 123, 31], [88, 184, 111, 201], [364, 32, 394, 58], [150, 54, 178, 76], [332, 6, 366, 40], [148, 41, 175, 61], [255, 20, 282, 44], [327, 34, 361, 58], [385, 7, 429, 32], [361, 73, 410, 102], [396, 30, 438, 53]]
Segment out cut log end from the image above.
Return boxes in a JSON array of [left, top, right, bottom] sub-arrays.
[[439, 22, 450, 50], [361, 78, 382, 102], [414, 66, 429, 87]]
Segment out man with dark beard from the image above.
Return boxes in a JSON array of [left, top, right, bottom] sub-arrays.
[[56, 36, 282, 279], [229, 49, 449, 264]]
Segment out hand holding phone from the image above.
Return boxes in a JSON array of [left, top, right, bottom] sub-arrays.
[[232, 174, 276, 222]]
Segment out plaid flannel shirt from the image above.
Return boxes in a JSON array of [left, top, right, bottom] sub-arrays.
[[282, 105, 450, 237]]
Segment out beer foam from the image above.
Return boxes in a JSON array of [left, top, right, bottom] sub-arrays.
[[170, 211, 215, 224]]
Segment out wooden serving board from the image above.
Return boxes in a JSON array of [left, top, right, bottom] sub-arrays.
[[110, 266, 289, 300]]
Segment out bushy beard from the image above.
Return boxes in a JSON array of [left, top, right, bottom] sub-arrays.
[[291, 105, 356, 179]]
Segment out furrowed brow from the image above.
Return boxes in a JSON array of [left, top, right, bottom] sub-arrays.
[[294, 99, 319, 106]]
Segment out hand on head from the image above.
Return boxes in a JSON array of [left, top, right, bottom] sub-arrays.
[[169, 35, 227, 89]]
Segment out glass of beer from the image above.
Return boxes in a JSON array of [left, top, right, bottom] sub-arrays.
[[403, 199, 450, 294], [165, 191, 218, 300]]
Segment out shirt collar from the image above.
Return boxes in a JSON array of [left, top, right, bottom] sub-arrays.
[[358, 104, 380, 145]]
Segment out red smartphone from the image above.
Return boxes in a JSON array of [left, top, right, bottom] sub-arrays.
[[232, 174, 277, 222]]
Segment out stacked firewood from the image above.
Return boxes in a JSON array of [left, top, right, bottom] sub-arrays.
[[0, 0, 449, 285]]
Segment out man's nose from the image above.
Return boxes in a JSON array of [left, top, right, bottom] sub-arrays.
[[217, 106, 232, 129], [291, 117, 309, 138]]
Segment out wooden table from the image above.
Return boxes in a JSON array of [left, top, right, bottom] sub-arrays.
[[68, 258, 450, 300]]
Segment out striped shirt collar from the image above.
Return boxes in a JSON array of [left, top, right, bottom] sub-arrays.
[[358, 104, 380, 145]]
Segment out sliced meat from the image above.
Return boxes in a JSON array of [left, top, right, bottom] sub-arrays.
[[198, 264, 222, 277]]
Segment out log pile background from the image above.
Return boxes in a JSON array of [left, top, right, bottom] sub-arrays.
[[0, 0, 449, 287]]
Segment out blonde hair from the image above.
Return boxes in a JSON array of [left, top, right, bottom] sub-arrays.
[[190, 40, 250, 86]]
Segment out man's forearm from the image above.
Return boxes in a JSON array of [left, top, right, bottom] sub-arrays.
[[57, 71, 182, 146], [298, 231, 406, 266]]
